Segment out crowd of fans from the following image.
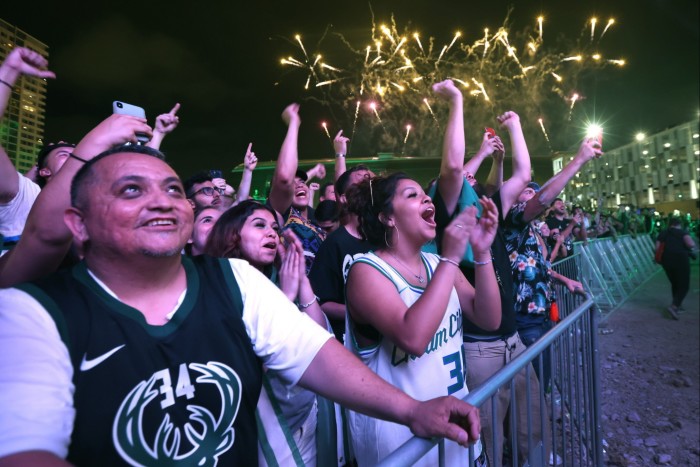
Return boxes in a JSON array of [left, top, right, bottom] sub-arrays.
[[0, 46, 697, 466]]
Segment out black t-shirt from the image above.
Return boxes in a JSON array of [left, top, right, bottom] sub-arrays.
[[432, 184, 517, 338], [308, 225, 372, 341], [657, 227, 690, 257], [546, 215, 574, 255]]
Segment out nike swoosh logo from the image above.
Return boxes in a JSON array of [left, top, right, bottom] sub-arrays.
[[80, 345, 125, 372]]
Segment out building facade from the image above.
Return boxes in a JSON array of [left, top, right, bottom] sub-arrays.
[[552, 119, 700, 214], [0, 19, 48, 173]]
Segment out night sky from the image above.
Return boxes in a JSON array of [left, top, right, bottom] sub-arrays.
[[2, 0, 698, 179]]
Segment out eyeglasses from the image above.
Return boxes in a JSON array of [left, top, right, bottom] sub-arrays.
[[192, 187, 224, 197]]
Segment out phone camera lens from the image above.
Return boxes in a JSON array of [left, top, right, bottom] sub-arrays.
[[117, 102, 123, 108]]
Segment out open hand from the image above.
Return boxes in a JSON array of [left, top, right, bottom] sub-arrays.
[[469, 197, 499, 254]]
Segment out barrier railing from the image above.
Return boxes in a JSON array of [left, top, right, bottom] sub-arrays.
[[574, 235, 660, 318], [374, 235, 659, 466], [377, 297, 599, 467]]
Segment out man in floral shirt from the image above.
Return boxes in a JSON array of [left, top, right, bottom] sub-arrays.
[[502, 137, 602, 378], [503, 183, 553, 324]]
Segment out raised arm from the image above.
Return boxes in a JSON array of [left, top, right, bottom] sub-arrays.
[[307, 182, 319, 208], [0, 114, 152, 287], [234, 143, 257, 204], [432, 80, 465, 216], [475, 133, 505, 197], [497, 111, 532, 216], [521, 137, 603, 224], [549, 218, 576, 262], [146, 103, 180, 150], [267, 104, 301, 216], [0, 47, 55, 203], [333, 130, 349, 181]]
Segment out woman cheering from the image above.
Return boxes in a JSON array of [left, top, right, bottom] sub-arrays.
[[344, 173, 501, 466]]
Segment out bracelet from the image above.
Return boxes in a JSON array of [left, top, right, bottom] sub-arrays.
[[0, 79, 12, 90], [335, 153, 345, 158], [439, 256, 460, 268], [69, 153, 89, 164], [298, 295, 318, 309], [473, 258, 492, 266]]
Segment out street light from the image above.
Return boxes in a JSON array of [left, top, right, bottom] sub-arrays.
[[635, 132, 646, 141]]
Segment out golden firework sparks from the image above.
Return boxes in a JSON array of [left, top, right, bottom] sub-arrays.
[[600, 18, 615, 39], [590, 17, 597, 42], [538, 117, 551, 143], [321, 121, 331, 140]]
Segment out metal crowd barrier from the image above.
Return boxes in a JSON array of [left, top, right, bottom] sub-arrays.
[[377, 297, 599, 467], [574, 235, 659, 318], [375, 235, 660, 466]]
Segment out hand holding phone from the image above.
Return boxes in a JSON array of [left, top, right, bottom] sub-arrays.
[[485, 127, 497, 139], [113, 101, 150, 143]]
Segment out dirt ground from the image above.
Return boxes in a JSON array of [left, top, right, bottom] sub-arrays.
[[598, 261, 700, 466]]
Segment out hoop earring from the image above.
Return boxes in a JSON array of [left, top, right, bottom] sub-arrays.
[[384, 225, 401, 249]]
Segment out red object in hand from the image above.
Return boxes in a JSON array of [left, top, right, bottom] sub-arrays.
[[485, 127, 496, 139], [549, 302, 560, 323]]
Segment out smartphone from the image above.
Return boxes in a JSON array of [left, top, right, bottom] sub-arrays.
[[112, 101, 150, 143], [209, 169, 223, 179], [485, 127, 497, 139]]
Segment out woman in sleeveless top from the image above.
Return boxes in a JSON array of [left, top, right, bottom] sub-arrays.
[[343, 173, 501, 466]]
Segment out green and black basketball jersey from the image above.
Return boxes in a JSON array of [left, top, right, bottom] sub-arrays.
[[18, 255, 263, 466]]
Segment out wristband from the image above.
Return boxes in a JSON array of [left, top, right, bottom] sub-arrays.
[[69, 153, 89, 164], [0, 79, 12, 90], [299, 295, 318, 309], [439, 256, 460, 268], [335, 153, 345, 158], [473, 258, 492, 266]]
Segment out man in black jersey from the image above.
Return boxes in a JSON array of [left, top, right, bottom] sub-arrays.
[[0, 144, 481, 466]]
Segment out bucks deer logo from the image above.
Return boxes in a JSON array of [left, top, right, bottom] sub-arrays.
[[113, 361, 242, 466]]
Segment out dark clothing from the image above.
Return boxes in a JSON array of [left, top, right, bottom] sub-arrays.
[[308, 225, 371, 341], [18, 256, 262, 467], [658, 227, 692, 308], [431, 184, 517, 339], [519, 322, 552, 390], [546, 216, 574, 256]]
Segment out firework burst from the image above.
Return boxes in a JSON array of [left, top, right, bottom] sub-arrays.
[[278, 7, 624, 155]]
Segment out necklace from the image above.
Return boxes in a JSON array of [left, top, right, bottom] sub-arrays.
[[387, 251, 425, 283]]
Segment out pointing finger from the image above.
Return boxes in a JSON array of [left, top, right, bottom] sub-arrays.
[[169, 103, 181, 116]]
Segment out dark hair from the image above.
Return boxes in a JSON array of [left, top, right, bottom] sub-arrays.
[[346, 172, 410, 246], [669, 217, 682, 227], [183, 171, 214, 198], [320, 182, 334, 198], [204, 200, 278, 261], [335, 164, 370, 197], [36, 142, 76, 188], [70, 144, 166, 210], [551, 197, 564, 206], [315, 199, 339, 222]]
